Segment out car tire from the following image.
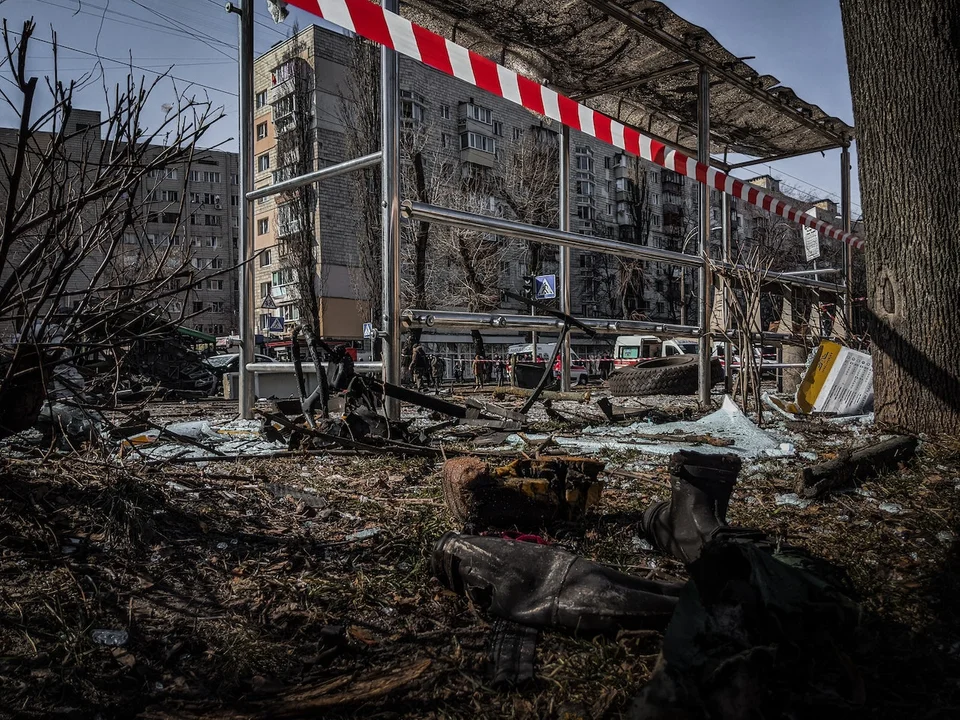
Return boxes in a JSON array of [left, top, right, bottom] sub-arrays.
[[607, 356, 724, 397]]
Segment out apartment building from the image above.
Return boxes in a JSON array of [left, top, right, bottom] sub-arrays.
[[0, 108, 240, 339], [252, 25, 363, 341], [249, 24, 846, 354], [140, 148, 241, 337]]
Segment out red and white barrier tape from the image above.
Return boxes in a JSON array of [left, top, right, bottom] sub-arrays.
[[282, 0, 864, 250]]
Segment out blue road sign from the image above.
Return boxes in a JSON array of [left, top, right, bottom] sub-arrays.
[[362, 322, 374, 339], [535, 273, 556, 300], [266, 316, 285, 333]]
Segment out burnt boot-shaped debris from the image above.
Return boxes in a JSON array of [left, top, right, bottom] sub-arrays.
[[433, 532, 682, 634], [641, 450, 742, 565]]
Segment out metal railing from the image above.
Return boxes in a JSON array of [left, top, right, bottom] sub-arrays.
[[231, 2, 853, 417]]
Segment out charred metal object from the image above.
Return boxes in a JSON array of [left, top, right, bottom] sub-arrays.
[[442, 455, 605, 529]]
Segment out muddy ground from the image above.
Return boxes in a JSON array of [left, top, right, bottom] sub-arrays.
[[2, 390, 960, 719]]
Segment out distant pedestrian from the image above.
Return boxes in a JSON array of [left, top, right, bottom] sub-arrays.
[[431, 354, 444, 391], [454, 357, 464, 384], [410, 343, 428, 391], [472, 354, 484, 390], [495, 355, 506, 386]]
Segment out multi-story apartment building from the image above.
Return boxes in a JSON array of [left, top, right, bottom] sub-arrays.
[[140, 147, 240, 337], [0, 108, 240, 339], [252, 25, 363, 341], [250, 24, 848, 356]]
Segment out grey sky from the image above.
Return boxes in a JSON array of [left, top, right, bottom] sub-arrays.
[[0, 0, 860, 213]]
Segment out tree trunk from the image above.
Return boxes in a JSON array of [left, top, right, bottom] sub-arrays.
[[411, 152, 430, 308], [840, 0, 960, 434]]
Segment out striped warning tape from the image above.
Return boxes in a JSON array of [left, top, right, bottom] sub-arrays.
[[282, 0, 864, 250]]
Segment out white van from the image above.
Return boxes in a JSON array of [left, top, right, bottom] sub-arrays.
[[612, 335, 661, 368], [612, 336, 719, 368]]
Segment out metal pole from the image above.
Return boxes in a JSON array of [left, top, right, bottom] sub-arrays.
[[404, 202, 703, 268], [234, 0, 255, 419], [840, 144, 853, 337], [697, 66, 713, 406], [721, 191, 733, 394], [781, 268, 841, 277], [401, 309, 700, 336], [404, 201, 839, 293], [380, 0, 402, 420], [680, 269, 686, 325], [558, 126, 572, 391], [531, 307, 537, 365], [247, 152, 382, 201]]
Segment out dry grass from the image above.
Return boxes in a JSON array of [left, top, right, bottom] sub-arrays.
[[2, 406, 960, 719]]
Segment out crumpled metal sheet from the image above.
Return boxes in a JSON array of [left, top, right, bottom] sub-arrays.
[[403, 0, 853, 158]]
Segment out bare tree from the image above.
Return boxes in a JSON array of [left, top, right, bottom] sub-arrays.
[[338, 38, 381, 354], [433, 179, 510, 358], [0, 19, 224, 436], [614, 157, 656, 319], [494, 127, 560, 279]]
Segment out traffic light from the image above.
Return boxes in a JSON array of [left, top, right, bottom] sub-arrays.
[[522, 275, 534, 298]]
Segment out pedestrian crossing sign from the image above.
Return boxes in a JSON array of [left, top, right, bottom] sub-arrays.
[[535, 274, 556, 300]]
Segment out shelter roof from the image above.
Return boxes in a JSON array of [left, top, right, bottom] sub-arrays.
[[404, 0, 853, 160]]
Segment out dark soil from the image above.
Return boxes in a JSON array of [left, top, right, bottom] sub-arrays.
[[2, 398, 960, 719]]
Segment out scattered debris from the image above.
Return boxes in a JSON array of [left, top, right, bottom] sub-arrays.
[[91, 629, 129, 647], [797, 435, 919, 498], [533, 396, 784, 458], [775, 492, 813, 509], [493, 386, 591, 403], [442, 455, 604, 528], [266, 659, 432, 715], [344, 527, 383, 542], [596, 396, 676, 424], [770, 340, 874, 416]]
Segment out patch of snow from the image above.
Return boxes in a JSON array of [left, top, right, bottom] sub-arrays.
[[775, 493, 812, 509]]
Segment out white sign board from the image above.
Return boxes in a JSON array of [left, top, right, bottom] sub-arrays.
[[802, 207, 821, 262], [362, 322, 374, 339]]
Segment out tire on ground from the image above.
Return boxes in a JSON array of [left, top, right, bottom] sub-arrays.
[[607, 356, 724, 397]]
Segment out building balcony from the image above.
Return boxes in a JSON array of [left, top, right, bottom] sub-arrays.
[[275, 112, 313, 137], [276, 218, 305, 238], [459, 148, 494, 168], [271, 284, 300, 301], [269, 77, 295, 104]]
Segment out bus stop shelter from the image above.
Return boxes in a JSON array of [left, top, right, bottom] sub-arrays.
[[232, 0, 861, 417]]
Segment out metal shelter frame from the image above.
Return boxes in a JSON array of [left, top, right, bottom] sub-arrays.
[[231, 0, 856, 419]]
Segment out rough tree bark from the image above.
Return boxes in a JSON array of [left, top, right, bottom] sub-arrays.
[[840, 0, 960, 434]]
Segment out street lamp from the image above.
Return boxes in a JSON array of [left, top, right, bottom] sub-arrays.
[[677, 225, 720, 326]]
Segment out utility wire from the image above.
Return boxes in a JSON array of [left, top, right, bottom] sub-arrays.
[[34, 0, 237, 53], [125, 0, 237, 61], [5, 29, 238, 97]]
